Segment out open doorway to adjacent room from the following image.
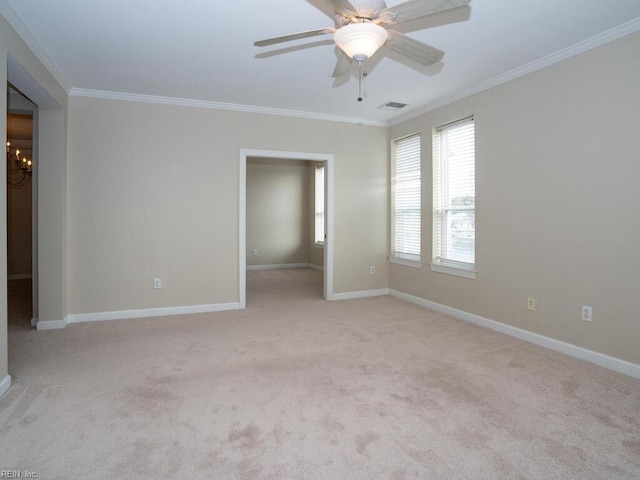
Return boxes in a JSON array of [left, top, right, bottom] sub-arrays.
[[245, 157, 325, 305], [239, 149, 334, 309], [6, 86, 37, 331]]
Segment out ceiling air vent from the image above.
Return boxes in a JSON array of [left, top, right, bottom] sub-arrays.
[[378, 101, 407, 110]]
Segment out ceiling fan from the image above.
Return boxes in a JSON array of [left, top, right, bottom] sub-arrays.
[[254, 0, 470, 100]]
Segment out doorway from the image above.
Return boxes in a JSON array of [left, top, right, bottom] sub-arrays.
[[239, 149, 334, 308], [6, 88, 36, 330]]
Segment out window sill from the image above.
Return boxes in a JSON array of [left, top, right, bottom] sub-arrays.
[[390, 257, 422, 269], [430, 262, 477, 279]]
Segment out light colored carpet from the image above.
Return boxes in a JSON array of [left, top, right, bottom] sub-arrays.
[[2, 269, 639, 479]]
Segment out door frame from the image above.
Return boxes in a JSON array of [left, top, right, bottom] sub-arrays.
[[239, 149, 334, 308]]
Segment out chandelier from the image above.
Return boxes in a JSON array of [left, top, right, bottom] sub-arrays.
[[6, 141, 33, 189]]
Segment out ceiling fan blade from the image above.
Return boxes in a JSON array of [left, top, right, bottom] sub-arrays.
[[254, 28, 335, 47], [385, 30, 444, 66], [332, 51, 353, 77], [309, 0, 367, 25], [322, 0, 360, 15], [379, 0, 470, 25]]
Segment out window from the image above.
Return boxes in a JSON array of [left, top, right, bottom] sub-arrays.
[[432, 116, 476, 278], [391, 134, 421, 266], [314, 164, 325, 245]]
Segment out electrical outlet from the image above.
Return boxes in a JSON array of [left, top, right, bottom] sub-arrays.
[[527, 297, 535, 311], [581, 305, 592, 322], [370, 266, 376, 275], [153, 278, 162, 289], [252, 248, 258, 256]]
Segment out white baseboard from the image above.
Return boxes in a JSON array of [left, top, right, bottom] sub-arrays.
[[7, 274, 32, 280], [0, 375, 11, 398], [36, 318, 69, 330], [31, 317, 38, 328], [389, 290, 640, 380], [330, 288, 390, 301], [309, 264, 324, 272], [246, 263, 311, 270], [37, 302, 242, 330]]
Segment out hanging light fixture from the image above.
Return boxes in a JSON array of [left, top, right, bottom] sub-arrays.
[[334, 22, 388, 102], [6, 141, 33, 189], [334, 22, 388, 63]]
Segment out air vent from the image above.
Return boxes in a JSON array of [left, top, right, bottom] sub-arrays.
[[378, 101, 407, 110]]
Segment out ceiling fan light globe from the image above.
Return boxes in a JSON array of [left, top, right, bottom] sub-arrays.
[[334, 22, 387, 61]]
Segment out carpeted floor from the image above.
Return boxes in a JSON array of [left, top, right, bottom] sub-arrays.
[[2, 269, 640, 479]]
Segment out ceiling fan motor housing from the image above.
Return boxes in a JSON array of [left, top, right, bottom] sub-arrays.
[[346, 0, 388, 20]]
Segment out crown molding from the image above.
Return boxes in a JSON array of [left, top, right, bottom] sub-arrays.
[[390, 16, 640, 127], [69, 88, 388, 127], [0, 0, 72, 93]]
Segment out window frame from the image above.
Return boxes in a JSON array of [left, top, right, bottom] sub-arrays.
[[431, 116, 477, 279], [391, 133, 422, 268]]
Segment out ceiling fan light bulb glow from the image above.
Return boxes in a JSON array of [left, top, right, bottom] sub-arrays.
[[334, 22, 387, 61]]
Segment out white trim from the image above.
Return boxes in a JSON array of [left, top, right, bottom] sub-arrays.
[[70, 88, 387, 128], [0, 1, 72, 92], [430, 263, 477, 279], [0, 375, 11, 398], [389, 290, 640, 380], [330, 288, 390, 301], [240, 149, 334, 309], [36, 302, 241, 330], [390, 257, 422, 269], [247, 263, 311, 271], [7, 274, 32, 280], [240, 154, 247, 309], [30, 317, 37, 328], [309, 264, 324, 272], [390, 17, 640, 126], [36, 318, 68, 330], [68, 303, 241, 324]]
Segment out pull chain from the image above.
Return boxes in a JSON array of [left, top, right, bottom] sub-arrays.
[[357, 61, 363, 102], [357, 61, 368, 102]]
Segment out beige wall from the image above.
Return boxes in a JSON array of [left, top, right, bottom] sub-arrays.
[[67, 96, 389, 314], [1, 12, 68, 384], [389, 32, 640, 365], [246, 158, 311, 267]]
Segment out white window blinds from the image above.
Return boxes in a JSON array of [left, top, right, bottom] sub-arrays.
[[433, 117, 475, 271], [315, 164, 325, 245], [392, 134, 421, 262]]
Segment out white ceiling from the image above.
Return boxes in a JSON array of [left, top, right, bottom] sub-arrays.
[[3, 0, 640, 125]]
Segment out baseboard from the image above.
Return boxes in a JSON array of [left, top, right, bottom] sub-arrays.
[[31, 317, 38, 328], [246, 263, 311, 270], [0, 375, 11, 398], [389, 290, 640, 380], [309, 264, 324, 272], [330, 288, 390, 301], [36, 318, 69, 330], [7, 274, 32, 280], [37, 302, 242, 330]]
